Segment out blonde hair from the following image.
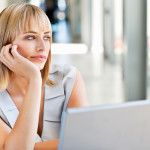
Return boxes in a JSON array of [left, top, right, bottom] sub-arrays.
[[0, 3, 54, 91]]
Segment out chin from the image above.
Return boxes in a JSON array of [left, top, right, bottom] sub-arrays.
[[35, 64, 45, 70], [39, 66, 45, 70]]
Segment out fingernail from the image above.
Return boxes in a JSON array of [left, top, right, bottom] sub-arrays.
[[13, 45, 18, 48]]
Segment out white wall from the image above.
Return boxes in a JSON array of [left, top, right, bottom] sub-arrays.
[[81, 0, 91, 48], [7, 0, 26, 5], [91, 0, 103, 53], [0, 1, 7, 12], [0, 0, 27, 12]]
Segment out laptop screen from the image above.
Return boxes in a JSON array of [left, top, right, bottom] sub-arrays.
[[58, 100, 150, 150]]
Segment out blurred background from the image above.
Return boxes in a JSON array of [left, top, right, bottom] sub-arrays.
[[0, 0, 149, 106]]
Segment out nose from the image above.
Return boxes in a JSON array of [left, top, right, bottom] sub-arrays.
[[36, 37, 45, 51]]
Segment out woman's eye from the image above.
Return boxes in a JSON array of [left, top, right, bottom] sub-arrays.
[[44, 36, 50, 40], [26, 36, 35, 40]]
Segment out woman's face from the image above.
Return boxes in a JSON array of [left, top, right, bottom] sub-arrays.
[[13, 22, 51, 70]]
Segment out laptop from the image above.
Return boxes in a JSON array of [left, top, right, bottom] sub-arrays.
[[58, 100, 150, 150]]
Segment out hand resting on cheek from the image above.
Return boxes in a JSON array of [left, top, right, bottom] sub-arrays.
[[0, 44, 42, 83]]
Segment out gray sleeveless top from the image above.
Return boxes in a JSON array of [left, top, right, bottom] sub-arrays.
[[0, 64, 76, 142]]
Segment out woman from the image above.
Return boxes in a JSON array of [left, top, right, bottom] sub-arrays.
[[0, 3, 89, 150]]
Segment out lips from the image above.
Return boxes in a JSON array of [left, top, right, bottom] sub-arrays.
[[31, 55, 47, 61], [31, 55, 46, 59]]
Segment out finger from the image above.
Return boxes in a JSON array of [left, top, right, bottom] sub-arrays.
[[3, 44, 14, 59], [0, 45, 19, 72], [0, 46, 5, 57], [0, 55, 12, 69], [1, 44, 14, 64], [11, 45, 21, 59], [1, 44, 13, 62], [0, 49, 16, 72], [1, 44, 12, 56], [0, 60, 16, 73]]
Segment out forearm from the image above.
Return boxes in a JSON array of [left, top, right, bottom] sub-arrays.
[[34, 140, 58, 150], [4, 79, 42, 150]]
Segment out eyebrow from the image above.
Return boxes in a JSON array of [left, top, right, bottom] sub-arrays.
[[23, 31, 51, 34]]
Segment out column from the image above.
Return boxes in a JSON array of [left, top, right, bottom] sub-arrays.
[[124, 0, 147, 101]]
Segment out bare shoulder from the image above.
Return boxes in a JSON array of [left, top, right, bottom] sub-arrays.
[[67, 69, 89, 108]]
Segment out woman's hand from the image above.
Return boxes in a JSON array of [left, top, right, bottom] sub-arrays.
[[0, 44, 42, 83]]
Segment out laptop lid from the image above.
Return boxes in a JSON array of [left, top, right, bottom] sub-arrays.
[[58, 100, 150, 150]]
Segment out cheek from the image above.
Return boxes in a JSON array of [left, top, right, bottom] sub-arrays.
[[17, 45, 29, 57], [46, 43, 51, 53], [14, 42, 33, 58]]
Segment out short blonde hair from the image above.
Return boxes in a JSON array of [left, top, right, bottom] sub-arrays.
[[0, 3, 54, 91]]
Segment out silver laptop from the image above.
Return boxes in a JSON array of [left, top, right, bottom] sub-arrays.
[[58, 100, 150, 150]]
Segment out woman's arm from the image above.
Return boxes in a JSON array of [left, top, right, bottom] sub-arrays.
[[0, 79, 42, 150], [0, 44, 42, 150], [67, 69, 89, 108], [4, 80, 42, 150], [34, 140, 58, 150]]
